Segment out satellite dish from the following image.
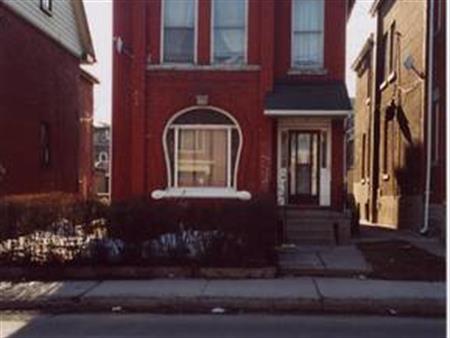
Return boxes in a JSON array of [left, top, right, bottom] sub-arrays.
[[115, 36, 124, 54]]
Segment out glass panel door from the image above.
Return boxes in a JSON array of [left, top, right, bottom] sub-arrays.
[[288, 131, 320, 204]]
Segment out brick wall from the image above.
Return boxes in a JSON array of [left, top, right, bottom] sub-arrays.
[[0, 4, 82, 196]]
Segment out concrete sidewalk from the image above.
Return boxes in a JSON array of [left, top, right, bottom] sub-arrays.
[[0, 278, 445, 316], [278, 245, 372, 276]]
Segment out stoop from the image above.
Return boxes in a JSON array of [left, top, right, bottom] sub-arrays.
[[280, 208, 351, 246]]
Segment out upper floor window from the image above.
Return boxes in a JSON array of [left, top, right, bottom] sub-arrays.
[[212, 0, 246, 65], [40, 0, 53, 15], [366, 56, 372, 99], [292, 0, 324, 69], [162, 0, 196, 64], [388, 21, 396, 75]]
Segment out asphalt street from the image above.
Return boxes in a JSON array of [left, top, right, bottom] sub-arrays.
[[0, 313, 446, 338]]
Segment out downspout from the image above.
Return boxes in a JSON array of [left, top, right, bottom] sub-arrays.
[[421, 0, 434, 235]]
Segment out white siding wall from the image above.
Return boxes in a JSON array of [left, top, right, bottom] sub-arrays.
[[2, 0, 83, 58]]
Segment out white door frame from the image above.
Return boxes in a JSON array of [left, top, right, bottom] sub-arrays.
[[277, 117, 332, 206]]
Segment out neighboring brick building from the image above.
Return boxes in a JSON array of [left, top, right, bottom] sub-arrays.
[[79, 69, 100, 198], [352, 35, 374, 224], [113, 0, 354, 245], [0, 0, 96, 199], [93, 122, 111, 198], [351, 0, 446, 235]]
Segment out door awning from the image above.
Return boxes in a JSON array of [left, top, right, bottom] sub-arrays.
[[264, 82, 352, 117]]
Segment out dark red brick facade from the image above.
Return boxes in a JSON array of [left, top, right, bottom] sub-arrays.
[[0, 4, 93, 199], [113, 0, 350, 210]]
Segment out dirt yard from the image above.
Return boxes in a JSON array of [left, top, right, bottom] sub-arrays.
[[357, 240, 445, 281]]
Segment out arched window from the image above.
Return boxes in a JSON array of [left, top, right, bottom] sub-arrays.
[[164, 108, 242, 189]]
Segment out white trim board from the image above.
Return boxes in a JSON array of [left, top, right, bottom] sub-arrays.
[[265, 110, 351, 117], [151, 188, 251, 200]]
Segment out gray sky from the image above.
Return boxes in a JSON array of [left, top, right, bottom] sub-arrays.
[[83, 0, 374, 123], [83, 0, 112, 124]]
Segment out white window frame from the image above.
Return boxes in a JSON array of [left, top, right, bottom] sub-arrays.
[[171, 125, 235, 188], [160, 0, 198, 64], [291, 0, 325, 70], [152, 106, 251, 200], [210, 0, 248, 65]]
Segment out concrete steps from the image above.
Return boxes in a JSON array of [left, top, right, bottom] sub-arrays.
[[281, 208, 350, 246]]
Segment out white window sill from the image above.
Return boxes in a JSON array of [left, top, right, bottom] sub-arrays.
[[151, 188, 252, 200], [147, 64, 260, 72], [288, 68, 327, 75]]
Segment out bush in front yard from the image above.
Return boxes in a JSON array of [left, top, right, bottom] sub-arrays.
[[0, 193, 107, 240], [0, 193, 278, 267], [107, 194, 278, 267]]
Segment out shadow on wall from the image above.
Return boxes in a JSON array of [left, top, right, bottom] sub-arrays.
[[393, 103, 424, 231]]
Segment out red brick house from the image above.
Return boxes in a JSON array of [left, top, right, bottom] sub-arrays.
[[351, 0, 446, 236], [0, 0, 96, 199], [113, 0, 353, 244]]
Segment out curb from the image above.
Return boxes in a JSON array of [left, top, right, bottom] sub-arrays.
[[0, 296, 444, 317], [0, 267, 277, 280]]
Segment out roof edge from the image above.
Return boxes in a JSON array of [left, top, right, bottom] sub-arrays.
[[80, 68, 100, 84], [72, 0, 96, 64], [351, 34, 375, 71], [369, 0, 384, 16]]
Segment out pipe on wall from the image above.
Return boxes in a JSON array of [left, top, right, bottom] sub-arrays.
[[421, 0, 435, 235]]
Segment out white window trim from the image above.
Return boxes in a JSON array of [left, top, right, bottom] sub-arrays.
[[276, 119, 331, 206], [152, 187, 251, 200], [290, 0, 325, 70], [210, 0, 248, 65], [160, 0, 198, 65], [171, 124, 236, 188], [153, 105, 250, 200]]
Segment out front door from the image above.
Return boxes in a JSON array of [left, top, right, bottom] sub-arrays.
[[288, 131, 320, 205]]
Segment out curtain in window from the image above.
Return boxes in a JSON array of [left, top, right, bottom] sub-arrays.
[[292, 0, 324, 68], [213, 0, 245, 64], [164, 0, 195, 63], [178, 130, 228, 187]]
